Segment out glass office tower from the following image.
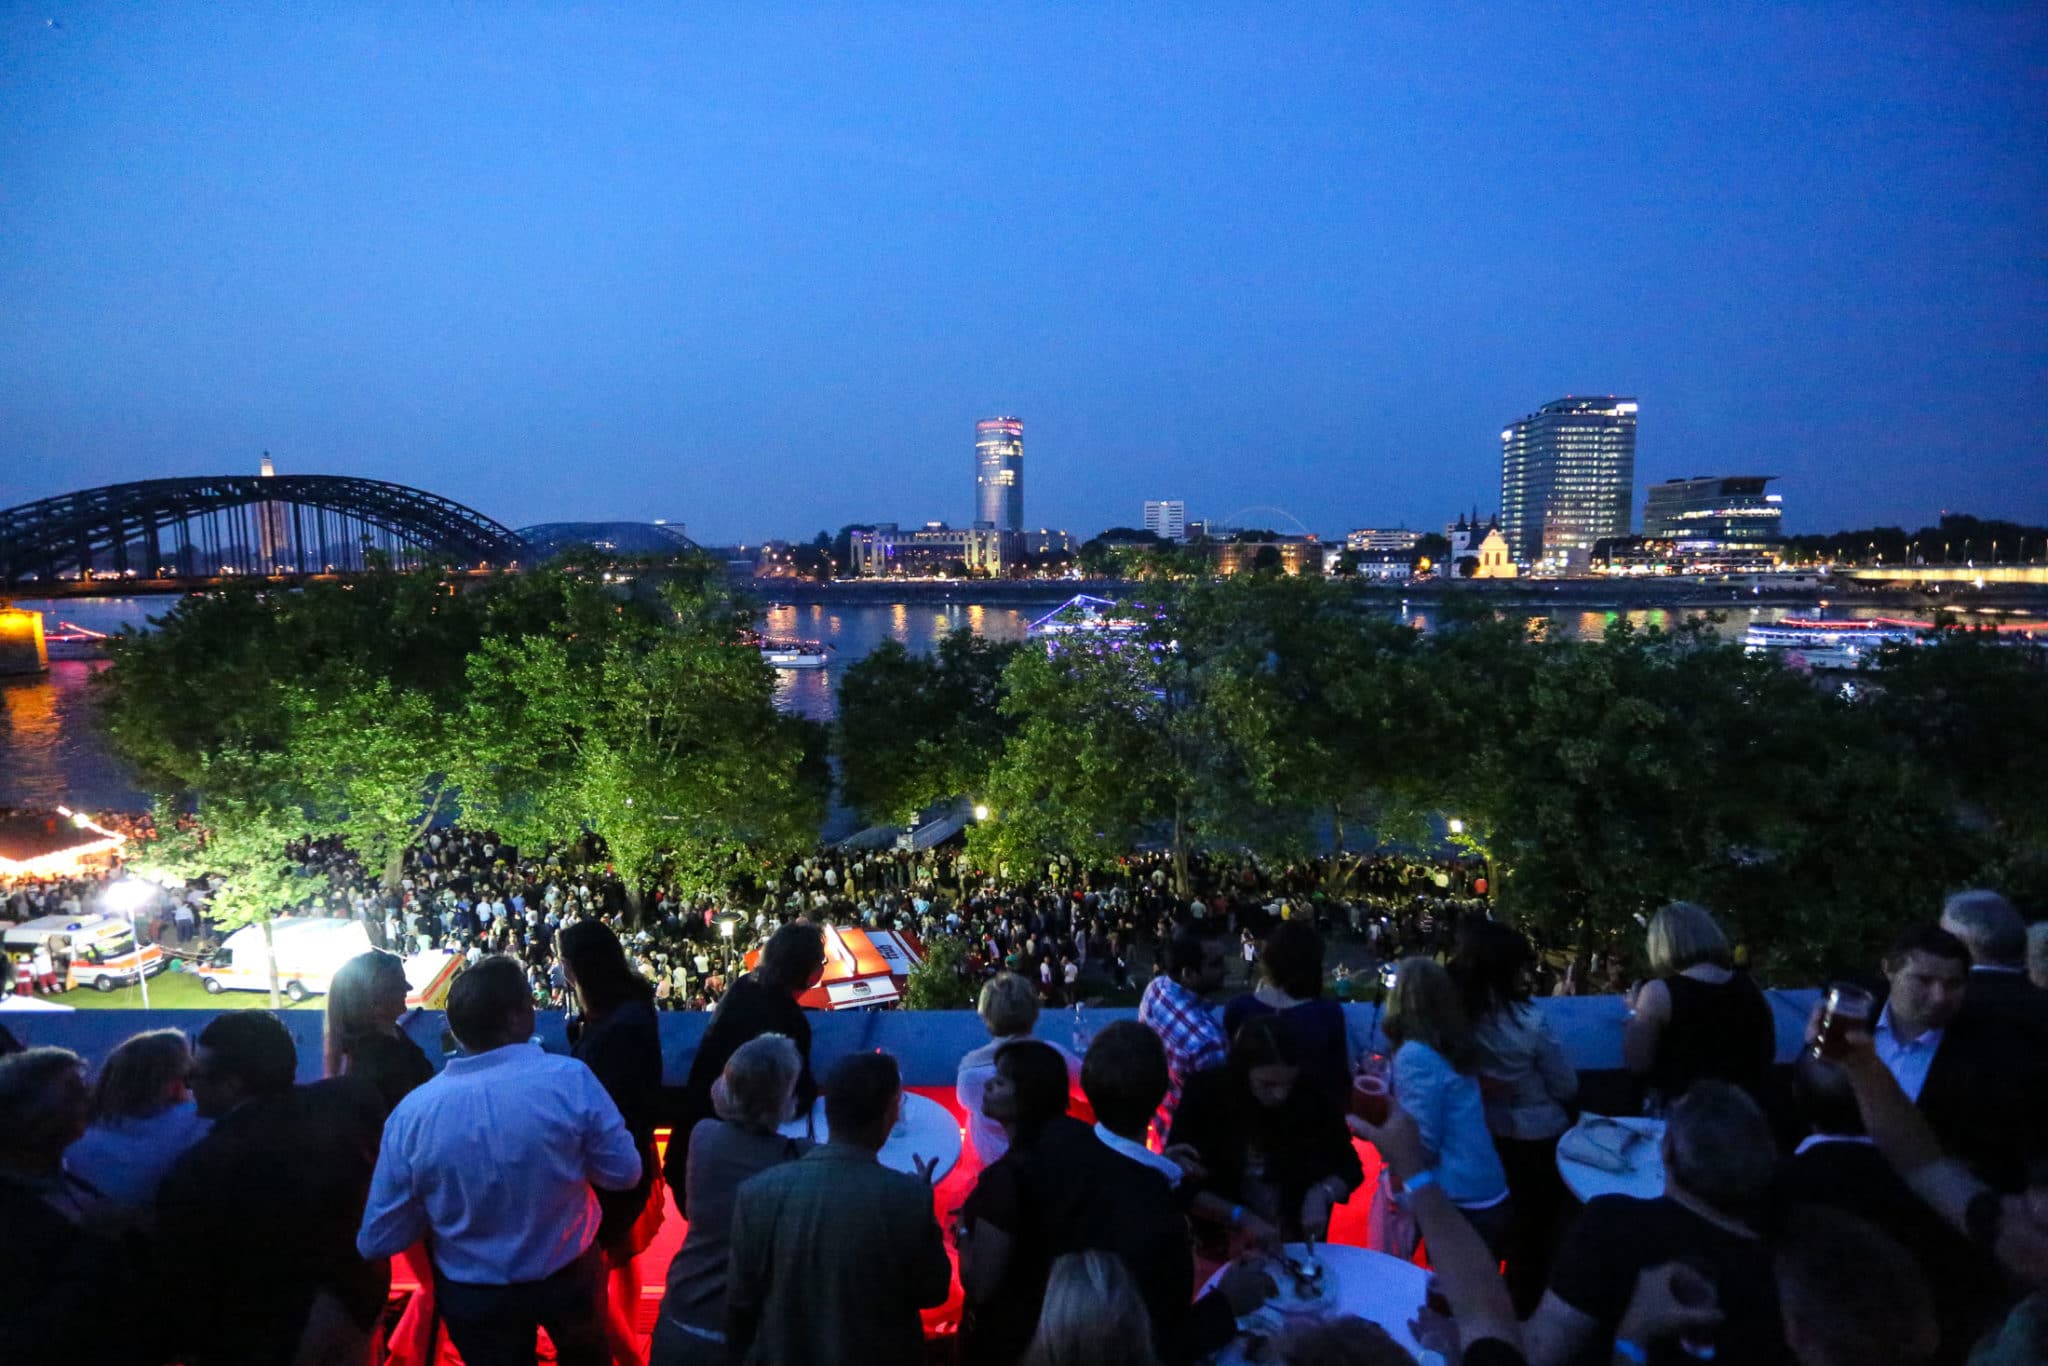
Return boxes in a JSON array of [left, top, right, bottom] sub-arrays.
[[975, 417, 1024, 532], [1643, 475, 1782, 559], [1499, 396, 1638, 572]]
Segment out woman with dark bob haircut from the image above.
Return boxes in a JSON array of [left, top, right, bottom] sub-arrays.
[[1170, 1015, 1364, 1247], [1222, 919, 1358, 1113], [958, 1039, 1082, 1365]]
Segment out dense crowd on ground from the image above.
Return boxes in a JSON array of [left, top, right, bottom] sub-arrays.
[[4, 857, 2048, 1364], [3, 807, 1512, 1009]]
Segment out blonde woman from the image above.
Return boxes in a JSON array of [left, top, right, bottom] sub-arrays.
[[325, 948, 435, 1366], [1622, 902, 1773, 1108], [1019, 1251, 1160, 1366], [1383, 956, 1511, 1254], [323, 948, 432, 1115], [65, 1028, 210, 1221], [649, 1033, 810, 1366], [956, 972, 1080, 1164]]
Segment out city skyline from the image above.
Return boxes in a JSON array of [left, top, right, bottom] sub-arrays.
[[3, 8, 2042, 542]]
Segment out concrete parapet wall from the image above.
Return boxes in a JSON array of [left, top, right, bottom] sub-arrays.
[[5, 990, 1822, 1090]]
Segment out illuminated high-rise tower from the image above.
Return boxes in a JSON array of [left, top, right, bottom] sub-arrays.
[[256, 450, 291, 569], [1499, 396, 1637, 572], [974, 417, 1024, 532]]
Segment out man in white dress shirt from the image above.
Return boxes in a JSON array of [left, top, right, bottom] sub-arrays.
[[358, 955, 640, 1366]]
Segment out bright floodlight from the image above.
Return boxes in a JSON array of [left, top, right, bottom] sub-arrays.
[[973, 804, 991, 822], [1448, 818, 1465, 835], [104, 879, 154, 914], [719, 918, 735, 939]]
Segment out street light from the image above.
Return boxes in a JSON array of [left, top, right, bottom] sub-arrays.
[[103, 878, 155, 1011], [1447, 818, 1465, 835], [715, 911, 741, 980], [973, 803, 991, 822]]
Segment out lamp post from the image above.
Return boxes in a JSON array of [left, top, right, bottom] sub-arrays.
[[103, 878, 155, 1011], [716, 912, 739, 980]]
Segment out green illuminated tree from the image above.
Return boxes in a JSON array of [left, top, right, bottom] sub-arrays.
[[1194, 576, 1442, 879], [836, 632, 1020, 826], [969, 591, 1249, 894], [127, 790, 315, 1009], [452, 582, 822, 918]]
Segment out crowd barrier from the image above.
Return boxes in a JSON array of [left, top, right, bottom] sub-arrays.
[[6, 989, 1823, 1088]]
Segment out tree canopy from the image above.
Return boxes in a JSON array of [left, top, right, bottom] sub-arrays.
[[96, 562, 822, 917]]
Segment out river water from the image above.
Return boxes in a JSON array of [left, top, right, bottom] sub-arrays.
[[0, 594, 1922, 812]]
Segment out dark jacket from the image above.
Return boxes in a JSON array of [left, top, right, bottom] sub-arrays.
[[1169, 1065, 1364, 1234], [962, 1115, 1239, 1366], [1772, 1138, 2006, 1365], [1958, 968, 2048, 1050], [574, 995, 664, 1243], [347, 1029, 435, 1117], [0, 1169, 141, 1366], [663, 973, 812, 1198], [154, 1078, 388, 1366], [1221, 994, 1353, 1112], [725, 1144, 952, 1366], [1915, 1004, 2048, 1193]]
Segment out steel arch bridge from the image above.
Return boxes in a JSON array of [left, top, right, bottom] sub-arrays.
[[0, 475, 527, 588]]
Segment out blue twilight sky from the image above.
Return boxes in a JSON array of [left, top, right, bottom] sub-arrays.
[[2, 3, 2044, 544]]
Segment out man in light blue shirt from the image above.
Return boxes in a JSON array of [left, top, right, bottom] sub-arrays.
[[358, 955, 639, 1366], [1872, 926, 1968, 1104]]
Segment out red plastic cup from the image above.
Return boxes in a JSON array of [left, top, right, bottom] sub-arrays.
[[1351, 1074, 1390, 1126]]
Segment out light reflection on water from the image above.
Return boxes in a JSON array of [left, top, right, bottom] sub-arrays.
[[757, 602, 1032, 724], [0, 595, 1946, 810]]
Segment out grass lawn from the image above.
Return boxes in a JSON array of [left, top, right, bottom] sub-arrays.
[[51, 966, 321, 1011]]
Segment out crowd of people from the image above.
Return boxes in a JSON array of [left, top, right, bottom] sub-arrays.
[[4, 868, 2047, 1365], [3, 806, 1512, 1013]]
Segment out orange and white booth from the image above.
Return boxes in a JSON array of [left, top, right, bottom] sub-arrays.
[[745, 923, 924, 1009]]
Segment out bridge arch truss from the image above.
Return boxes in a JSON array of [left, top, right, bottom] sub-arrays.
[[0, 475, 527, 586]]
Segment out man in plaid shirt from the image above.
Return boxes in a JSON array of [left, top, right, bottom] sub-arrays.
[[1138, 924, 1230, 1138]]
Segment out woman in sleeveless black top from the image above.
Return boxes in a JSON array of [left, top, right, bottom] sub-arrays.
[[1624, 902, 1773, 1106]]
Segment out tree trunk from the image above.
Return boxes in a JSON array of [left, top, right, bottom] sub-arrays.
[[381, 845, 406, 896], [1171, 799, 1191, 900], [623, 880, 644, 927], [262, 915, 281, 1010]]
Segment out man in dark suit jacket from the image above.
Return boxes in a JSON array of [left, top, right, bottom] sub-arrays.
[[155, 1012, 388, 1366], [1874, 922, 2048, 1193], [1773, 1052, 2004, 1362], [725, 1051, 952, 1366], [1941, 889, 2048, 1046]]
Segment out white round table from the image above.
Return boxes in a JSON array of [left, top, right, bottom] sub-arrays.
[[1200, 1243, 1430, 1363], [777, 1091, 963, 1183], [1555, 1116, 1667, 1204]]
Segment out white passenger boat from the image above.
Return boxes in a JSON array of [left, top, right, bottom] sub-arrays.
[[1741, 617, 1925, 669], [759, 639, 831, 669]]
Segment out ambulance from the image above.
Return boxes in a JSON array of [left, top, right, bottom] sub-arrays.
[[197, 917, 459, 1005], [3, 913, 168, 993]]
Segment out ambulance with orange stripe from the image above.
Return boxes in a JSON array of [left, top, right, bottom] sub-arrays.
[[3, 914, 166, 993]]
